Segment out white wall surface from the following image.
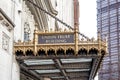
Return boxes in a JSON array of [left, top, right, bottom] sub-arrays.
[[12, 56, 20, 80], [0, 23, 11, 80], [0, 0, 12, 20], [13, 0, 23, 42], [0, 0, 21, 80], [0, 51, 12, 80], [21, 1, 35, 41], [14, 1, 35, 42], [0, 20, 20, 80], [56, 0, 74, 30], [0, 0, 74, 80]]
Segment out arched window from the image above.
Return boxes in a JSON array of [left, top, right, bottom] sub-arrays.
[[24, 22, 31, 41]]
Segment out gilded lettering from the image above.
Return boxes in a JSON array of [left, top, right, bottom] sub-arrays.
[[38, 34, 74, 44]]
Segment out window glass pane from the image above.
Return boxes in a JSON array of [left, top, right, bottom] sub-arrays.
[[110, 47, 118, 55], [102, 64, 109, 70], [102, 19, 108, 24], [110, 9, 116, 14], [111, 72, 119, 79], [110, 16, 117, 24], [110, 32, 117, 38]]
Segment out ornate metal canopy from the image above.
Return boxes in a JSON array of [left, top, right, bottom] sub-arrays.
[[14, 26, 107, 80]]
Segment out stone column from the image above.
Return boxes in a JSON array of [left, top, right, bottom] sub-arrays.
[[74, 0, 79, 55]]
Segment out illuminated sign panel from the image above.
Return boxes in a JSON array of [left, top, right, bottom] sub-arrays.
[[38, 33, 74, 44]]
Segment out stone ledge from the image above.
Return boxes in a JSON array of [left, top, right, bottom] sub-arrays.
[[0, 8, 15, 27]]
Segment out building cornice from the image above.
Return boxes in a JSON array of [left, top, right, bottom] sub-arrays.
[[0, 8, 15, 27]]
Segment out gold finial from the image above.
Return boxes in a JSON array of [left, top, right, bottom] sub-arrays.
[[81, 37, 84, 41], [45, 29, 48, 32], [64, 28, 67, 32], [97, 31, 101, 40], [18, 39, 21, 42], [104, 34, 108, 53], [50, 28, 53, 32], [35, 23, 38, 30], [59, 28, 62, 32], [91, 37, 95, 41], [104, 34, 108, 42]]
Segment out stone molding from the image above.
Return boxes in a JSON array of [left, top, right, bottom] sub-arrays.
[[0, 8, 14, 31], [0, 8, 14, 27]]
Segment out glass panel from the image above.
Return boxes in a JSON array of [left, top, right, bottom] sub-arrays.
[[102, 74, 110, 80], [35, 69, 60, 74], [51, 76, 64, 79], [111, 63, 118, 71], [110, 47, 118, 53], [110, 24, 117, 32], [110, 9, 116, 15], [102, 64, 109, 70], [24, 59, 54, 65], [109, 0, 116, 5], [111, 72, 119, 79], [102, 19, 108, 24], [110, 32, 117, 38], [111, 55, 118, 63], [110, 16, 117, 24], [66, 69, 90, 72], [61, 58, 92, 63]]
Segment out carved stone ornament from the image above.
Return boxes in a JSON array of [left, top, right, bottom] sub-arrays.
[[2, 32, 10, 52], [0, 8, 14, 31], [0, 15, 3, 20]]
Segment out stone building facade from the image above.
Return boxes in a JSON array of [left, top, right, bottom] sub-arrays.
[[0, 0, 75, 80]]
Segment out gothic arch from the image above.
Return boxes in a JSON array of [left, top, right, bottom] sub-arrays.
[[78, 48, 88, 55], [66, 48, 75, 55], [56, 48, 65, 55], [89, 48, 98, 55], [37, 49, 46, 56]]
